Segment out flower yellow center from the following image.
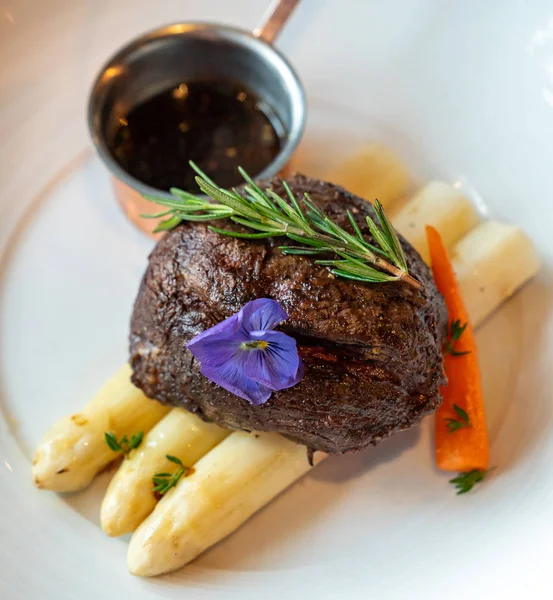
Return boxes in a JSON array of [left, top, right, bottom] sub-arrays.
[[241, 340, 269, 351]]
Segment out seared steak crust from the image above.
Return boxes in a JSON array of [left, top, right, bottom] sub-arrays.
[[130, 174, 447, 453]]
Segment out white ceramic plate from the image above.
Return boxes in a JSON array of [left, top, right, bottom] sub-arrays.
[[1, 2, 553, 599]]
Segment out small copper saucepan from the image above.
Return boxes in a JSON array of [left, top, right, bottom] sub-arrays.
[[87, 0, 306, 236]]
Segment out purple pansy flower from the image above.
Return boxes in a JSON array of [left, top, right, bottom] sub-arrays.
[[187, 299, 304, 405]]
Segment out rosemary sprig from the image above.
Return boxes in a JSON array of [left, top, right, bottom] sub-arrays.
[[443, 319, 470, 356], [449, 469, 490, 494], [143, 163, 422, 289], [152, 455, 191, 496], [104, 431, 143, 456], [445, 404, 472, 433]]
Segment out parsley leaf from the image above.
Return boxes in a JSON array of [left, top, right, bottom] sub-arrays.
[[443, 319, 470, 356], [449, 469, 489, 494], [444, 404, 472, 433], [104, 431, 143, 456]]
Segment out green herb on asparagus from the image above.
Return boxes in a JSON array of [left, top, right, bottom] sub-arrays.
[[152, 455, 192, 496], [104, 431, 144, 456]]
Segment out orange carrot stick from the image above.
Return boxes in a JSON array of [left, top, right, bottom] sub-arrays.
[[426, 225, 490, 472]]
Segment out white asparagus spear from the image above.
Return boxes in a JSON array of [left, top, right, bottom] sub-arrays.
[[328, 144, 412, 209], [391, 181, 480, 263], [128, 431, 326, 576], [101, 408, 229, 536], [32, 364, 170, 492], [453, 221, 541, 327]]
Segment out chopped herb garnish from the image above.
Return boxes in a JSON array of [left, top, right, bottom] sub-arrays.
[[104, 431, 143, 456], [443, 319, 470, 356], [445, 404, 472, 433], [449, 469, 489, 494], [152, 455, 192, 496]]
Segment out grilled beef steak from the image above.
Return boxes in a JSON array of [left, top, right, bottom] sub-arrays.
[[130, 174, 448, 454]]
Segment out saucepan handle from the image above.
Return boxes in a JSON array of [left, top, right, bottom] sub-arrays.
[[253, 0, 301, 44]]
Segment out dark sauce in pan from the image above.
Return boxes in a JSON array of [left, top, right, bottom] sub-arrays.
[[109, 79, 282, 192]]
